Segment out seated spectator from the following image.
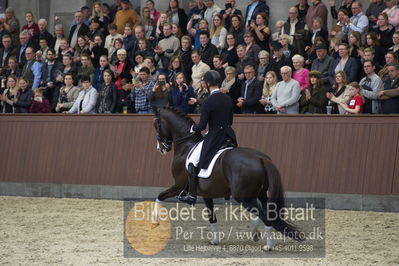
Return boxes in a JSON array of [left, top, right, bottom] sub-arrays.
[[243, 31, 261, 65], [143, 56, 160, 82], [248, 12, 270, 52], [191, 50, 210, 90], [146, 0, 160, 25], [326, 71, 351, 114], [198, 30, 219, 68], [3, 7, 20, 48], [22, 11, 39, 41], [342, 1, 369, 39], [212, 55, 225, 83], [53, 24, 65, 57], [68, 11, 90, 49], [57, 38, 74, 62], [389, 31, 399, 56], [348, 31, 361, 59], [60, 54, 77, 77], [235, 44, 256, 81], [359, 60, 383, 114], [220, 66, 241, 114], [292, 54, 309, 91], [311, 43, 334, 87], [0, 35, 18, 68], [149, 73, 172, 109], [244, 0, 270, 27], [141, 7, 156, 46], [299, 70, 327, 114], [188, 79, 209, 114], [366, 0, 386, 29], [359, 47, 382, 79], [68, 75, 98, 114], [377, 63, 399, 113], [0, 75, 19, 113], [55, 73, 79, 113], [339, 81, 364, 114], [130, 66, 155, 114], [327, 0, 353, 20], [137, 38, 155, 58], [104, 24, 123, 61], [110, 38, 123, 65], [96, 69, 117, 113], [382, 0, 399, 31], [210, 14, 227, 51], [237, 65, 263, 114], [90, 1, 110, 32], [220, 33, 239, 67], [76, 54, 95, 85], [88, 34, 108, 68], [279, 34, 295, 61], [203, 0, 221, 27], [111, 48, 133, 90], [154, 23, 180, 70], [167, 55, 183, 84], [122, 24, 135, 60], [283, 7, 308, 56], [36, 38, 50, 62], [3, 56, 21, 78], [270, 42, 292, 81], [21, 46, 42, 90], [329, 36, 341, 59], [31, 19, 53, 50], [373, 13, 394, 51], [271, 66, 302, 114], [133, 52, 145, 74], [271, 20, 285, 43], [306, 17, 328, 52], [229, 14, 245, 45], [175, 35, 193, 83], [40, 49, 62, 103], [155, 12, 168, 39], [170, 72, 195, 113], [257, 50, 272, 82], [259, 71, 278, 114], [93, 55, 110, 91], [29, 88, 51, 113], [378, 51, 398, 80], [328, 43, 360, 85], [13, 78, 32, 113], [87, 17, 103, 41], [166, 0, 188, 35]]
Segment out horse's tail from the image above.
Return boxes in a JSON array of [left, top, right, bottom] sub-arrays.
[[261, 158, 304, 241]]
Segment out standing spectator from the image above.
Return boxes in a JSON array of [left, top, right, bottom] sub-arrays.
[[271, 20, 285, 43], [378, 51, 398, 80], [167, 0, 188, 35], [389, 31, 399, 56], [339, 81, 364, 114], [93, 55, 110, 90], [305, 0, 328, 31], [175, 36, 193, 83], [29, 88, 51, 113], [55, 73, 79, 113], [68, 75, 99, 114], [3, 56, 21, 78], [60, 54, 77, 77], [21, 12, 39, 41], [141, 7, 156, 46], [283, 7, 309, 57], [122, 24, 135, 60], [257, 50, 272, 82], [342, 1, 369, 39], [328, 0, 353, 20], [188, 0, 206, 30], [90, 1, 111, 32], [243, 31, 261, 64], [292, 54, 309, 91], [203, 0, 222, 28], [53, 24, 65, 56], [279, 34, 296, 60], [220, 0, 242, 31], [89, 34, 108, 68], [37, 38, 50, 62], [311, 43, 334, 87], [149, 73, 171, 109], [249, 12, 271, 52], [155, 12, 168, 40], [113, 0, 140, 35], [365, 32, 385, 66], [0, 75, 19, 113], [210, 14, 228, 51], [112, 48, 133, 90], [73, 36, 90, 63], [167, 56, 183, 84], [328, 43, 360, 85], [31, 19, 53, 50], [220, 33, 239, 67], [306, 17, 328, 50], [326, 71, 351, 114], [2, 7, 20, 47], [271, 66, 302, 114], [270, 42, 292, 81], [382, 0, 399, 31], [57, 38, 74, 63], [229, 14, 245, 45], [299, 70, 327, 114], [0, 35, 17, 68], [237, 65, 263, 114], [130, 67, 154, 114], [171, 72, 195, 113], [187, 18, 209, 50], [154, 23, 180, 70], [40, 49, 62, 104], [212, 55, 226, 84], [96, 69, 117, 113], [104, 25, 123, 59], [359, 60, 383, 114], [244, 0, 270, 27], [146, 0, 160, 24], [235, 44, 256, 81], [366, 0, 386, 29], [191, 50, 211, 90], [76, 54, 95, 85], [296, 0, 310, 21], [377, 63, 399, 113], [21, 47, 41, 90], [329, 9, 349, 40], [220, 66, 241, 113], [87, 17, 103, 41], [189, 79, 209, 113], [69, 11, 90, 49], [373, 13, 394, 51], [259, 71, 278, 114], [110, 38, 123, 65], [13, 77, 32, 113]]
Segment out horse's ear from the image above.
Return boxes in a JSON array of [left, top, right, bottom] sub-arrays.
[[152, 105, 159, 116]]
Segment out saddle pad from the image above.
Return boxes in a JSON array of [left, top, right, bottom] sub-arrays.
[[185, 140, 233, 178]]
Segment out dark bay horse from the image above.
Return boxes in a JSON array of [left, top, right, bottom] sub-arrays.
[[152, 106, 303, 250]]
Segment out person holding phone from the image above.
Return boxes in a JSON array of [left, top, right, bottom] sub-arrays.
[[220, 0, 242, 31], [171, 72, 195, 113]]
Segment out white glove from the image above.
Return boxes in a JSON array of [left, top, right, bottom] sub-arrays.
[[190, 125, 195, 133]]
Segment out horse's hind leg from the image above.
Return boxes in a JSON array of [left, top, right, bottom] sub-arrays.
[[234, 197, 275, 251], [203, 198, 220, 245]]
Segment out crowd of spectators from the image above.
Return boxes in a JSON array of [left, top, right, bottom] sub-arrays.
[[1, 0, 399, 115]]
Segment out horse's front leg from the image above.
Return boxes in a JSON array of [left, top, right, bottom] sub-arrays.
[[203, 198, 220, 245], [152, 184, 184, 227]]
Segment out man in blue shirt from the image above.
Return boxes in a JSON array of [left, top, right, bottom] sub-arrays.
[[130, 67, 154, 114], [21, 46, 42, 89], [244, 0, 269, 27]]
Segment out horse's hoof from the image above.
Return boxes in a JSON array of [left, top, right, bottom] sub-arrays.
[[253, 230, 261, 242], [262, 245, 273, 251], [209, 239, 220, 245], [151, 222, 160, 229]]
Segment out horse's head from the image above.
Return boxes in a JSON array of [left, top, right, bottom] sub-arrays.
[[153, 106, 173, 155]]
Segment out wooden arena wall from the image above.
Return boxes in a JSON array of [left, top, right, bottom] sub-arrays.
[[0, 114, 398, 196]]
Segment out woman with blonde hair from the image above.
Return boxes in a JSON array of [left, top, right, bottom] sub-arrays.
[[210, 14, 227, 50], [0, 75, 19, 113], [90, 1, 110, 31], [326, 70, 351, 114], [259, 71, 277, 114]]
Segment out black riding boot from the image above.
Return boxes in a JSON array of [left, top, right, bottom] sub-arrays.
[[177, 163, 198, 205]]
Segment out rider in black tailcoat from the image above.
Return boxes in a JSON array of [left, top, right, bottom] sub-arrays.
[[178, 70, 237, 205]]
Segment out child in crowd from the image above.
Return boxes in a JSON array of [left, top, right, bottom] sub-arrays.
[[339, 82, 364, 114]]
